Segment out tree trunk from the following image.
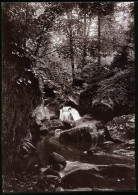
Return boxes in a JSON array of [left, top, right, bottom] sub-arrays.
[[87, 16, 92, 37], [2, 58, 41, 173], [98, 15, 101, 66], [67, 11, 75, 78], [82, 12, 87, 67], [69, 33, 75, 78]]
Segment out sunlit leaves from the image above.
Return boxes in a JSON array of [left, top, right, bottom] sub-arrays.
[[3, 2, 134, 89]]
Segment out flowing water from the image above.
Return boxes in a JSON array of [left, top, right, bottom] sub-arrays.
[[59, 107, 81, 122]]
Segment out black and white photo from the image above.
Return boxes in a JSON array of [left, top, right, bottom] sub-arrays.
[[2, 1, 135, 192]]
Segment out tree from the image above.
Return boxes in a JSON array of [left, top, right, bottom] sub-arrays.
[[58, 3, 78, 79], [90, 2, 115, 66]]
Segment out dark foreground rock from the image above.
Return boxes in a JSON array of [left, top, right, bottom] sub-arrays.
[[61, 162, 135, 190], [105, 114, 135, 142]]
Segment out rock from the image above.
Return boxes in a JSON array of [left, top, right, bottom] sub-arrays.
[[58, 117, 99, 151], [79, 69, 134, 120], [40, 119, 64, 132], [105, 114, 135, 142], [59, 123, 98, 147], [91, 70, 134, 120], [48, 152, 67, 171], [61, 162, 135, 190]]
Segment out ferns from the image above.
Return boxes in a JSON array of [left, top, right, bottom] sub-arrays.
[[22, 138, 36, 154]]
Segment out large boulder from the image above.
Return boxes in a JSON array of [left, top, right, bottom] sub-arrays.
[[79, 69, 134, 120], [58, 116, 102, 151], [105, 114, 135, 142], [92, 69, 134, 120], [59, 122, 98, 148]]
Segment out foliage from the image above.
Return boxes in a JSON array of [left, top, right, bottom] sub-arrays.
[[22, 138, 36, 154]]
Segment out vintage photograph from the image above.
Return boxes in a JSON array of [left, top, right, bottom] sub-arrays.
[[2, 1, 135, 192]]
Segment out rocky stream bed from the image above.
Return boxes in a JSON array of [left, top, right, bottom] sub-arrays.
[[3, 104, 136, 192]]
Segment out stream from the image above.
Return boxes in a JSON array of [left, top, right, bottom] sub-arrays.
[[34, 134, 135, 191], [25, 106, 136, 191]]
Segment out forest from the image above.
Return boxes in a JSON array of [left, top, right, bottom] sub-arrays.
[[2, 2, 135, 192]]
